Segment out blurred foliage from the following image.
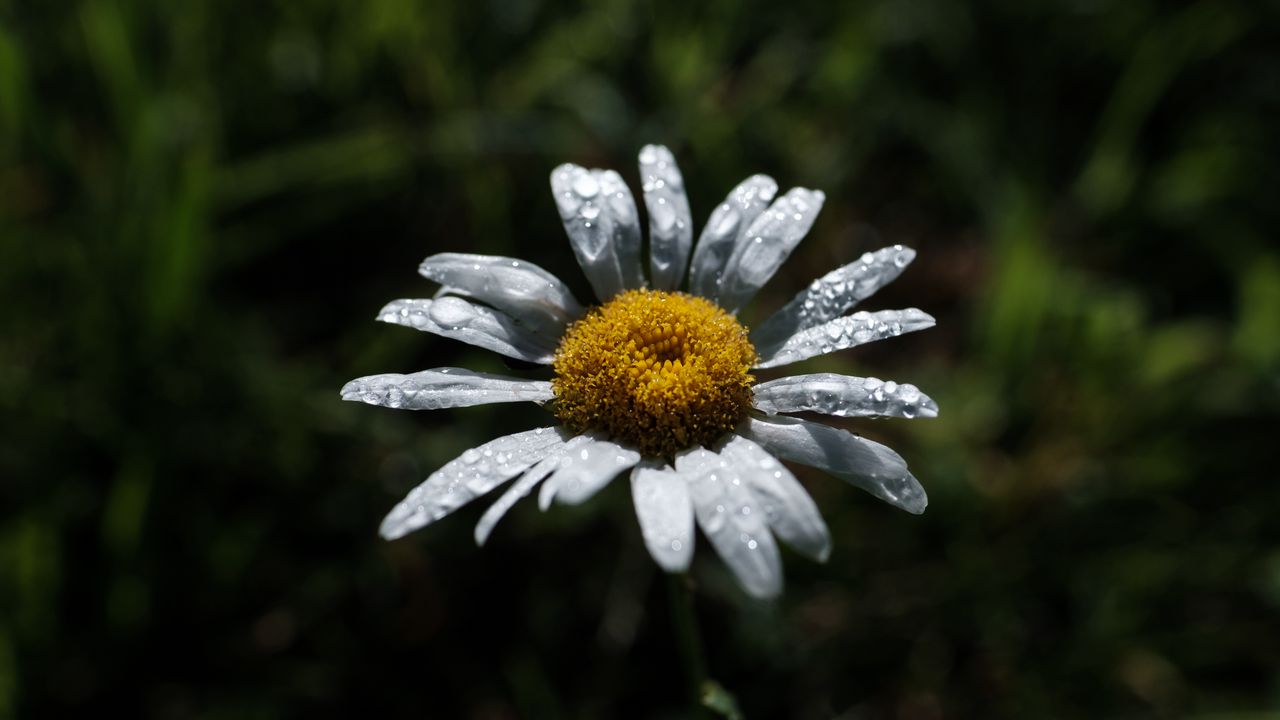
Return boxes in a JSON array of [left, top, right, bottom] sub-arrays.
[[2, 0, 1279, 717]]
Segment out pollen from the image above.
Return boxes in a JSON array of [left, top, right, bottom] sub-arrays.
[[551, 289, 757, 458]]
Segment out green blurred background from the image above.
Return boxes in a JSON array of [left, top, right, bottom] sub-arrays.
[[3, 0, 1279, 717]]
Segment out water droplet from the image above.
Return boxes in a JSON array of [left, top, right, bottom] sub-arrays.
[[429, 297, 476, 328], [572, 172, 599, 197], [461, 449, 481, 464]]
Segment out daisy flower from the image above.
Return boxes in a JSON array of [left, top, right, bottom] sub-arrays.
[[343, 145, 937, 598]]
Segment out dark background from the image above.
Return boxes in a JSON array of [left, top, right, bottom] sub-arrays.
[[3, 0, 1279, 717]]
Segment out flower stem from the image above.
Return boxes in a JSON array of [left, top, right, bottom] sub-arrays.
[[666, 573, 708, 699], [666, 573, 743, 720]]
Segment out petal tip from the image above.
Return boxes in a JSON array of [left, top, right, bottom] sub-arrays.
[[904, 491, 928, 515], [745, 580, 783, 600], [379, 518, 408, 541]]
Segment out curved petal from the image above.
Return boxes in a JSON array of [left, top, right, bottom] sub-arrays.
[[630, 461, 695, 572], [538, 438, 641, 508], [719, 435, 831, 562], [752, 373, 938, 419], [551, 164, 644, 301], [738, 415, 927, 514], [688, 175, 777, 298], [754, 308, 935, 369], [378, 297, 557, 364], [474, 435, 591, 546], [676, 447, 783, 599], [751, 245, 916, 353], [379, 427, 571, 540], [638, 145, 694, 291], [714, 187, 826, 311], [418, 253, 583, 338], [341, 368, 554, 410]]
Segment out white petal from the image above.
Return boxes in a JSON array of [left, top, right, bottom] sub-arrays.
[[417, 253, 583, 338], [473, 435, 592, 545], [754, 308, 935, 369], [472, 460, 555, 547], [738, 415, 927, 514], [378, 297, 557, 364], [677, 447, 783, 599], [752, 373, 938, 419], [688, 175, 777, 298], [341, 368, 554, 410], [550, 164, 644, 301], [719, 435, 831, 562], [630, 461, 695, 572], [714, 187, 825, 311], [751, 245, 917, 353], [638, 145, 694, 290], [538, 438, 641, 508], [379, 427, 571, 540]]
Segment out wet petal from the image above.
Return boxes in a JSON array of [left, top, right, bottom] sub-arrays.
[[341, 367, 554, 410], [379, 427, 571, 540], [377, 297, 557, 364], [630, 461, 695, 572], [688, 175, 777, 298], [754, 308, 935, 369], [638, 145, 694, 290], [715, 187, 825, 311], [751, 245, 916, 353], [474, 435, 591, 545], [677, 447, 783, 599], [752, 373, 938, 419], [551, 164, 644, 301], [418, 253, 583, 338], [538, 438, 641, 508], [738, 415, 927, 514], [719, 435, 831, 562]]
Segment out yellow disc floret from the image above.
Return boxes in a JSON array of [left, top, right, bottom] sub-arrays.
[[551, 289, 757, 458]]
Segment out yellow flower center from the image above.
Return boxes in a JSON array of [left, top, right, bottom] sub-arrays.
[[551, 289, 757, 458]]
